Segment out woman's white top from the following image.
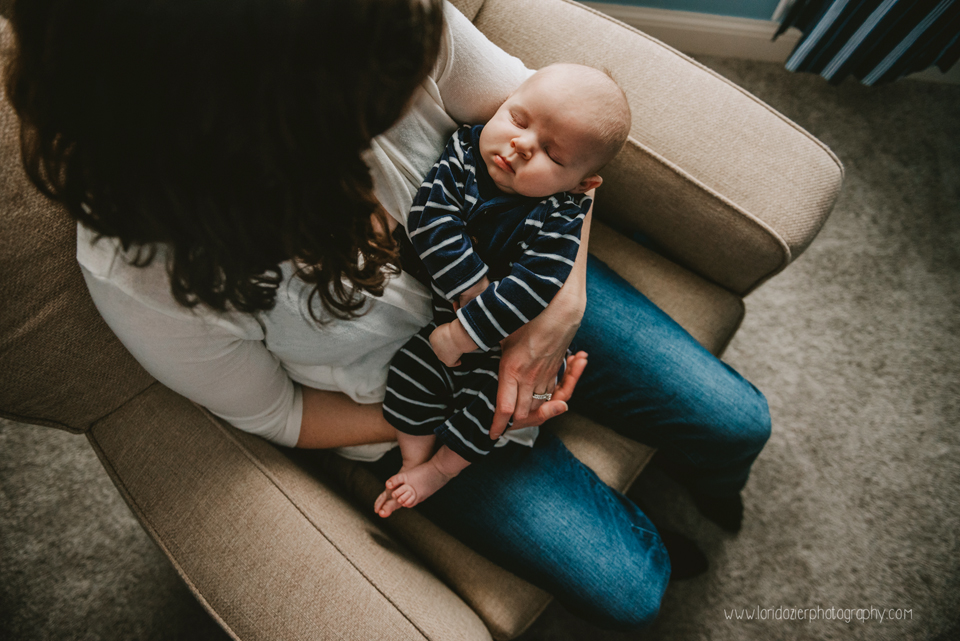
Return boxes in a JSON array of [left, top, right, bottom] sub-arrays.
[[77, 2, 536, 460]]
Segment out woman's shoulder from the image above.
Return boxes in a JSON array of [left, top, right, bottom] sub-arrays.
[[76, 222, 170, 306], [430, 1, 477, 83], [430, 2, 532, 126], [76, 222, 263, 339]]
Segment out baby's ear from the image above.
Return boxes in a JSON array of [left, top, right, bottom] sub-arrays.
[[570, 174, 602, 194]]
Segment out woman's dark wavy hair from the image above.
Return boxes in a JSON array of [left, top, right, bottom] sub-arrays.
[[6, 0, 443, 320]]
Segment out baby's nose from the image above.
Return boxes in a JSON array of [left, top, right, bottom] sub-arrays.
[[511, 136, 533, 159]]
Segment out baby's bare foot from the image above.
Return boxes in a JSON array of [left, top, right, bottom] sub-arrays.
[[375, 461, 418, 518], [385, 459, 457, 508], [376, 432, 440, 518]]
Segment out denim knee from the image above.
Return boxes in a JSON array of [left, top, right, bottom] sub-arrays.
[[754, 394, 772, 440], [580, 573, 667, 631], [723, 389, 771, 458], [597, 587, 665, 631], [733, 386, 772, 457], [570, 528, 670, 631], [694, 379, 772, 463]]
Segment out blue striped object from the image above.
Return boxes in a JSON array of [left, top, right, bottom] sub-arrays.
[[405, 125, 589, 351], [776, 0, 960, 85]]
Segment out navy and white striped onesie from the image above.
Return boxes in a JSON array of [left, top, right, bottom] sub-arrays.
[[383, 125, 590, 462]]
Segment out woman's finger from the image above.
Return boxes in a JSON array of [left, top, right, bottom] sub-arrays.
[[528, 396, 544, 418], [523, 371, 558, 421], [490, 376, 518, 440], [513, 379, 536, 424], [553, 351, 588, 403], [536, 399, 568, 423], [506, 398, 568, 431]]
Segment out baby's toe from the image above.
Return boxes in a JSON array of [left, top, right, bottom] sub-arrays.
[[378, 496, 403, 518], [385, 473, 407, 490], [395, 487, 417, 507], [374, 490, 390, 513]]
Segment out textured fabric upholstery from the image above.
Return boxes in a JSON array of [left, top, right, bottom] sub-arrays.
[[322, 453, 552, 641], [0, 20, 155, 432], [452, 0, 485, 21], [472, 0, 843, 294], [88, 384, 493, 641]]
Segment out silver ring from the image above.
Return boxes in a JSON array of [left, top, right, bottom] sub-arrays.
[[532, 392, 553, 401]]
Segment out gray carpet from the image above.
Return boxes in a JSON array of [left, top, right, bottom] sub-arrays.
[[2, 56, 959, 641]]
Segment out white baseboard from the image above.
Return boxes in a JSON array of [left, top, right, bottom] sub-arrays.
[[905, 63, 960, 85], [583, 2, 959, 84], [582, 3, 803, 63]]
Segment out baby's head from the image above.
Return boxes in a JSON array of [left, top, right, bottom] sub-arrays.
[[479, 63, 631, 198]]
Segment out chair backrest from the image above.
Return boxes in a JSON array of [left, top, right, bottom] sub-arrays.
[[0, 18, 155, 433]]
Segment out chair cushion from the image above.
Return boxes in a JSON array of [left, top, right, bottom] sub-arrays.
[[88, 383, 493, 641], [322, 411, 657, 640]]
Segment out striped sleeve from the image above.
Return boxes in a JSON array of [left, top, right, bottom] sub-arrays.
[[406, 128, 489, 301], [457, 194, 589, 350]]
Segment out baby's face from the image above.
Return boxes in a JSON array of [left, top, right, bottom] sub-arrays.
[[478, 71, 603, 198]]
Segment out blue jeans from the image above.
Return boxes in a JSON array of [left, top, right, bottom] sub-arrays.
[[364, 254, 771, 630]]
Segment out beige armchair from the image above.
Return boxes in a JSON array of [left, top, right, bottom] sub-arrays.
[[0, 1, 842, 639]]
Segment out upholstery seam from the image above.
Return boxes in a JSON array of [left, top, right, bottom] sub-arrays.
[[0, 378, 156, 434], [0, 410, 83, 433]]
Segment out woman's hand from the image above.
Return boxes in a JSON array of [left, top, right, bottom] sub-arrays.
[[488, 191, 594, 440], [489, 287, 586, 439], [489, 349, 588, 439]]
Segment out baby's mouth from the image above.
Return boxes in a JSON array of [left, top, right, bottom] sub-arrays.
[[493, 154, 515, 174]]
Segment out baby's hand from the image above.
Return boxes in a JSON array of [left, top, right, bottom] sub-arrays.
[[430, 320, 479, 368], [457, 276, 490, 310], [430, 323, 465, 367]]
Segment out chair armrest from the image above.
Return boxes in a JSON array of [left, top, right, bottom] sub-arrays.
[[87, 383, 491, 641], [471, 0, 843, 294]]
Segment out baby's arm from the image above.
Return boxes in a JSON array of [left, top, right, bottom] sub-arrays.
[[456, 275, 490, 310], [427, 274, 491, 367], [429, 316, 479, 368], [407, 129, 490, 303], [456, 196, 590, 350]]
